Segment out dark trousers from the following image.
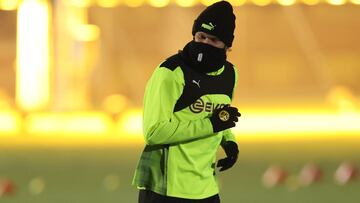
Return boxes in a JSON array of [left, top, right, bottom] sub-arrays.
[[138, 190, 220, 203]]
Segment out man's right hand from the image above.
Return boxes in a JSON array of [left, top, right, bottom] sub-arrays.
[[210, 106, 241, 133]]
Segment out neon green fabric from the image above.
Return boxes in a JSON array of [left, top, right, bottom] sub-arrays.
[[133, 62, 238, 199]]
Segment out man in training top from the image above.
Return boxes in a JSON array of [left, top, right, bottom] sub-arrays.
[[133, 1, 241, 202]]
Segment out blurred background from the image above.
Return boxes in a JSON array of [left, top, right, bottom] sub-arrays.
[[0, 0, 360, 202]]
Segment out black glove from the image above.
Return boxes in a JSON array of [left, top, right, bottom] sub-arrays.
[[210, 106, 241, 133], [217, 141, 239, 172]]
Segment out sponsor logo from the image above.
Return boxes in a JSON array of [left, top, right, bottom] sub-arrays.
[[192, 79, 201, 88], [189, 98, 227, 113], [201, 22, 216, 31]]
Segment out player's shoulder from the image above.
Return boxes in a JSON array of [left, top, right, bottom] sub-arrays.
[[224, 60, 237, 74], [225, 60, 236, 70], [151, 53, 185, 84], [158, 53, 183, 71], [225, 60, 234, 67]]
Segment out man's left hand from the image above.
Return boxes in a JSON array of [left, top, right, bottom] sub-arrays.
[[217, 141, 239, 172]]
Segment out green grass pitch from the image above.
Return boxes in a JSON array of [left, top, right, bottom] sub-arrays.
[[0, 140, 359, 203]]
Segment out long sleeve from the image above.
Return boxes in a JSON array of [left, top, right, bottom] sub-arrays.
[[221, 65, 239, 145], [221, 129, 237, 144], [142, 67, 213, 146]]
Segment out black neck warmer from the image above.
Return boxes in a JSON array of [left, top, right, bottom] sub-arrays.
[[180, 41, 226, 73]]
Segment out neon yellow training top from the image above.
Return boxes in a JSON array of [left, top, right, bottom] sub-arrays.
[[132, 53, 238, 199]]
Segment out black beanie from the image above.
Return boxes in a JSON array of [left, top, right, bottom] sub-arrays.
[[192, 1, 236, 47]]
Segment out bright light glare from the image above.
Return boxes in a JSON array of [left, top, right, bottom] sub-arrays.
[[117, 109, 143, 135], [97, 0, 121, 7], [124, 0, 145, 7], [327, 85, 357, 113], [0, 111, 21, 135], [175, 0, 197, 7], [116, 107, 360, 142], [227, 0, 247, 6], [2, 108, 360, 143], [0, 0, 19, 10], [252, 0, 272, 6], [148, 0, 170, 7], [277, 0, 297, 5], [68, 0, 93, 7], [302, 0, 320, 5], [326, 0, 346, 5], [73, 24, 100, 42], [200, 0, 218, 6], [26, 112, 113, 135], [16, 0, 50, 111], [350, 0, 360, 4], [233, 112, 360, 140], [200, 0, 247, 6]]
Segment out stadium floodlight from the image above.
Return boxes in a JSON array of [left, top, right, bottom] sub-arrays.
[[16, 0, 51, 111]]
